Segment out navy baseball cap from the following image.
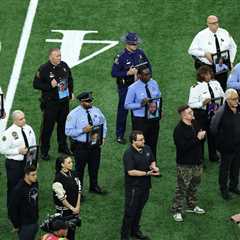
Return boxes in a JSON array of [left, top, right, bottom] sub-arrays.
[[122, 32, 141, 45], [77, 91, 93, 101]]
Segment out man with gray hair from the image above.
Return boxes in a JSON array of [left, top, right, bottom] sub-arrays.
[[211, 89, 240, 199], [0, 110, 36, 214]]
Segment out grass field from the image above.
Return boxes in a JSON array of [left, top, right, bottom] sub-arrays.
[[1, 0, 240, 239]]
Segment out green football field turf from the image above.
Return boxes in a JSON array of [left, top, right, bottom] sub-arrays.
[[0, 0, 240, 239]]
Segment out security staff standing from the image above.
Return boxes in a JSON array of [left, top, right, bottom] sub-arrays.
[[65, 92, 107, 194], [124, 66, 162, 160], [0, 110, 36, 214], [188, 65, 224, 162], [111, 32, 152, 144], [188, 15, 237, 91], [121, 130, 160, 240], [227, 63, 240, 94], [9, 165, 39, 240], [33, 48, 73, 160], [211, 89, 240, 200]]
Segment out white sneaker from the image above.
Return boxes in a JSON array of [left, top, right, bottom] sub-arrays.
[[186, 206, 206, 214], [173, 213, 184, 222]]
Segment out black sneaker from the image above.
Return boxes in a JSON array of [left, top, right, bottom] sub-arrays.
[[221, 191, 232, 200], [41, 153, 50, 161], [116, 137, 126, 144], [132, 230, 150, 240], [58, 146, 73, 155], [229, 188, 240, 195]]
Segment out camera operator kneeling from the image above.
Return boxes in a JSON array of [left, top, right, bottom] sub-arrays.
[[53, 155, 81, 240], [41, 218, 68, 240]]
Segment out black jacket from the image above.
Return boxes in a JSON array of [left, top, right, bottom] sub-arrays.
[[210, 103, 240, 153], [173, 120, 202, 165], [33, 61, 73, 102], [9, 180, 39, 228]]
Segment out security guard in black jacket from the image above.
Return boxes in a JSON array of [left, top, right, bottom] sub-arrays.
[[33, 48, 73, 160]]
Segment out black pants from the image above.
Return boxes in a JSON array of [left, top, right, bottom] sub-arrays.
[[132, 117, 160, 160], [116, 85, 129, 138], [57, 210, 76, 240], [18, 223, 38, 240], [74, 144, 101, 189], [219, 151, 240, 192], [121, 187, 149, 238], [40, 100, 69, 155], [194, 59, 228, 91], [5, 159, 26, 213]]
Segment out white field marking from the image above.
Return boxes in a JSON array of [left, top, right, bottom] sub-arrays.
[[46, 30, 119, 68], [0, 0, 39, 132]]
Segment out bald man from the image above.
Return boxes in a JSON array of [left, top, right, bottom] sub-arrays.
[[211, 89, 240, 200], [188, 15, 237, 91], [0, 110, 36, 213]]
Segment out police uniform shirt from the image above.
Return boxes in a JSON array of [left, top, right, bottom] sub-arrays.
[[0, 124, 36, 160], [227, 63, 240, 89], [65, 105, 107, 142], [124, 79, 161, 117], [188, 80, 225, 110], [33, 60, 73, 101], [123, 145, 154, 189], [188, 27, 237, 65], [111, 48, 152, 82]]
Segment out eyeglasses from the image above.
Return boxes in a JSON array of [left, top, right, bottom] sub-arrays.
[[208, 21, 219, 25], [83, 99, 93, 103]]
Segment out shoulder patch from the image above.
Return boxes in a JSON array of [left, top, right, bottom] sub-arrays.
[[67, 115, 72, 122], [114, 54, 120, 64]]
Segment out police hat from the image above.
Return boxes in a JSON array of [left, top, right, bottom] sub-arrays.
[[51, 219, 68, 231], [121, 32, 142, 45], [77, 91, 93, 101]]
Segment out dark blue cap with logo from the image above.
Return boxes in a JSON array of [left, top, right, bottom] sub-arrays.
[[122, 32, 141, 45], [77, 91, 93, 101]]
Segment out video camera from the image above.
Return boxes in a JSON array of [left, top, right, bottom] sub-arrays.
[[40, 213, 81, 233]]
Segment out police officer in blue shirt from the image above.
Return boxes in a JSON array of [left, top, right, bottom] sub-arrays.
[[125, 66, 162, 160], [65, 92, 107, 195], [111, 32, 152, 144], [227, 63, 240, 94]]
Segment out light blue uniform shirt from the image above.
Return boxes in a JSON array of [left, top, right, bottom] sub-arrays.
[[227, 63, 240, 90], [65, 105, 107, 142], [124, 79, 161, 117]]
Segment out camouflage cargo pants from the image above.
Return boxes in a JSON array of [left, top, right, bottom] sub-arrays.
[[172, 165, 203, 213]]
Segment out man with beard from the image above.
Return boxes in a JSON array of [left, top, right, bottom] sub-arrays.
[[121, 130, 160, 240], [65, 92, 107, 195], [211, 88, 240, 200], [124, 66, 162, 160]]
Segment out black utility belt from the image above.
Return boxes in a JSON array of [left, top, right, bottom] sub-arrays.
[[133, 116, 160, 121], [72, 140, 100, 149], [116, 78, 133, 86]]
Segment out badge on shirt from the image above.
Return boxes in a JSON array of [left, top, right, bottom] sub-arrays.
[[12, 131, 18, 140]]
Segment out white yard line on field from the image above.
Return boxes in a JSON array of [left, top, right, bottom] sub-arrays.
[[0, 0, 38, 132]]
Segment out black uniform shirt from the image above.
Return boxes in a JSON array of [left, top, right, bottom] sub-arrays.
[[123, 145, 154, 189], [33, 60, 73, 102], [9, 180, 39, 228], [173, 120, 202, 166]]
